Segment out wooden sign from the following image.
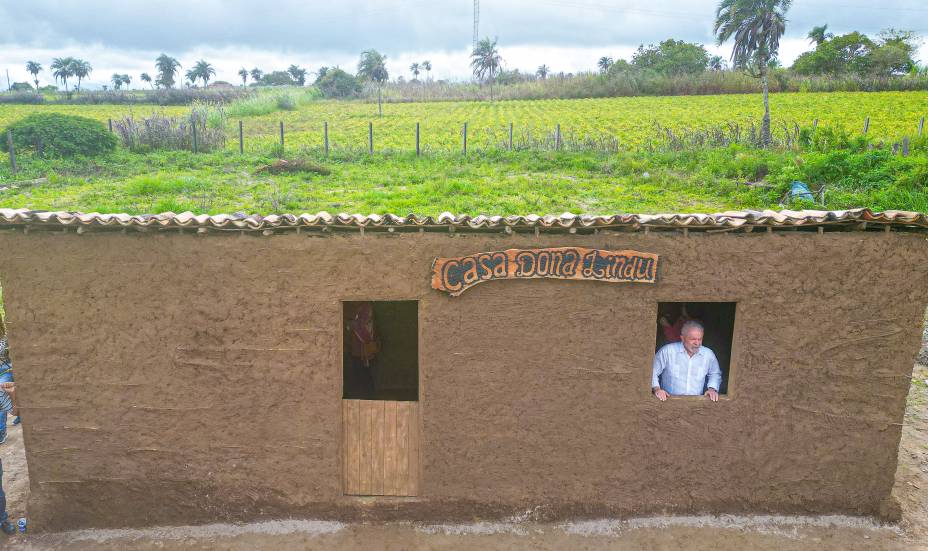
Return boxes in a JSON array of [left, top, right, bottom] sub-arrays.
[[431, 247, 659, 296]]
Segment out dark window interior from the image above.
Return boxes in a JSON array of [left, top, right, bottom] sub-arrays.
[[343, 301, 419, 401], [655, 302, 736, 395]]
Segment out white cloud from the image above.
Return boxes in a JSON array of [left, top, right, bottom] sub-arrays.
[[1, 0, 926, 87]]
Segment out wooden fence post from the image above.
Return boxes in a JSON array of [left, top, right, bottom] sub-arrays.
[[368, 122, 373, 155], [863, 116, 869, 134], [238, 121, 244, 154], [192, 123, 198, 153], [919, 116, 925, 138], [108, 118, 113, 132], [509, 122, 513, 151], [324, 121, 329, 156], [6, 130, 15, 173], [463, 122, 467, 155], [902, 136, 910, 157], [279, 121, 284, 149], [812, 119, 818, 133], [416, 122, 420, 156], [555, 123, 561, 151]]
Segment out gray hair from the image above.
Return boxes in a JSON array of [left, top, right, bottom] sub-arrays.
[[681, 320, 704, 337]]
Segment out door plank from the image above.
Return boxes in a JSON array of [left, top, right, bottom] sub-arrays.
[[359, 401, 373, 495], [408, 402, 420, 496], [346, 400, 361, 495], [384, 400, 397, 496], [396, 401, 410, 496], [372, 400, 385, 495]]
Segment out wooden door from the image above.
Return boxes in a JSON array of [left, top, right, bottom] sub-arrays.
[[342, 399, 419, 496]]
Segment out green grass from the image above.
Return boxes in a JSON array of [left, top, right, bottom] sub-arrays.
[[0, 144, 924, 215]]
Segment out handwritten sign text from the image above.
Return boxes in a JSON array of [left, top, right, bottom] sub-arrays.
[[431, 247, 659, 296]]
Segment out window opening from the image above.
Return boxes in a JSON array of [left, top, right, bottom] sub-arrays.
[[343, 301, 419, 401], [654, 302, 736, 395]]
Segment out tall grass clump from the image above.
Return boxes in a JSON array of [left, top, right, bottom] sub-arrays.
[[225, 87, 320, 117], [114, 102, 226, 152], [0, 88, 252, 106], [372, 71, 928, 102]]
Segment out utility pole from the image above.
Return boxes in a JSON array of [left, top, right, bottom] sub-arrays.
[[5, 69, 10, 93], [473, 0, 479, 50]]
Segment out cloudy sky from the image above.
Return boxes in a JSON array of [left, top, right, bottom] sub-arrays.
[[1, 0, 926, 89]]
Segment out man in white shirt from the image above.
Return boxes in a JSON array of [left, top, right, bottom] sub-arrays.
[[651, 320, 722, 402]]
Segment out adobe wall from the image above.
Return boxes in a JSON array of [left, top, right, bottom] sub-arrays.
[[0, 228, 925, 530]]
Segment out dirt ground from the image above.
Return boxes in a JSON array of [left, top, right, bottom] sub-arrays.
[[1, 363, 926, 550]]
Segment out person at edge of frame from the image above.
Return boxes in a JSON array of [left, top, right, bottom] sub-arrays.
[[0, 315, 17, 445], [0, 380, 16, 535]]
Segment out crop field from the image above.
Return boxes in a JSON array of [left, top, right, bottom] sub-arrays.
[[1, 91, 926, 154], [239, 91, 928, 152]]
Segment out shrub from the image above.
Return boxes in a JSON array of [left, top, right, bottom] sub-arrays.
[[276, 93, 297, 110], [113, 103, 226, 152], [1, 113, 117, 157], [318, 68, 362, 98], [0, 92, 45, 105]]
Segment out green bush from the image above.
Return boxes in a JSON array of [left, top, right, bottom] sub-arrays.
[[2, 113, 117, 157], [276, 93, 297, 110]]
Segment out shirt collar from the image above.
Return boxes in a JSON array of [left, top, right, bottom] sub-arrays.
[[677, 342, 702, 357]]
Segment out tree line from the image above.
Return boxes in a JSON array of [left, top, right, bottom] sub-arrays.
[[13, 21, 921, 101]]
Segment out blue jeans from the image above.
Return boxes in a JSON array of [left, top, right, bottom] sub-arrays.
[[0, 367, 12, 439], [0, 458, 7, 523]]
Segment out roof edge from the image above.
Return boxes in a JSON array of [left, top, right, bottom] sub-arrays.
[[0, 208, 926, 233]]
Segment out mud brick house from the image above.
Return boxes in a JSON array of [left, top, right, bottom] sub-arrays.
[[0, 208, 925, 530]]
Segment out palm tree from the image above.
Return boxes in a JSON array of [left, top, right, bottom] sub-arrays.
[[111, 73, 124, 90], [155, 54, 181, 88], [140, 72, 153, 88], [709, 55, 725, 71], [422, 60, 432, 81], [470, 37, 503, 101], [50, 57, 75, 93], [807, 24, 831, 45], [714, 0, 791, 145], [357, 49, 389, 116], [187, 60, 216, 87], [597, 56, 613, 73], [536, 64, 550, 79], [26, 61, 42, 93], [237, 68, 248, 86], [250, 68, 263, 83], [121, 74, 132, 89], [72, 59, 92, 92], [287, 64, 307, 86], [409, 62, 421, 81]]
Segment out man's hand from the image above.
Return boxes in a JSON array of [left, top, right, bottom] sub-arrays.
[[0, 382, 13, 393], [653, 387, 669, 401], [705, 388, 719, 402]]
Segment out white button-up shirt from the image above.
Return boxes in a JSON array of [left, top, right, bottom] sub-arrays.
[[651, 341, 722, 396]]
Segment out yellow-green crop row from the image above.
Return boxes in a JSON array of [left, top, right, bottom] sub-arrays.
[[1, 91, 926, 153], [239, 92, 928, 151]]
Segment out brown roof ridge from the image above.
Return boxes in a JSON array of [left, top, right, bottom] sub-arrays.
[[0, 208, 926, 232]]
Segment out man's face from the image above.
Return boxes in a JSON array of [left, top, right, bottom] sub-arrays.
[[682, 328, 703, 355]]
